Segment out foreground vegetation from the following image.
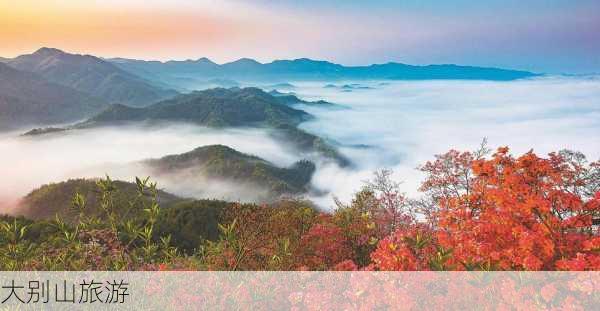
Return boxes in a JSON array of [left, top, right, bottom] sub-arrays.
[[1, 145, 599, 271]]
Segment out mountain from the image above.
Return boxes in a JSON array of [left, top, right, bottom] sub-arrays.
[[15, 178, 182, 222], [220, 58, 264, 78], [19, 86, 348, 165], [352, 63, 536, 80], [109, 56, 538, 88], [109, 57, 222, 91], [21, 127, 67, 136], [0, 62, 106, 130], [324, 83, 374, 91], [110, 56, 220, 76], [268, 90, 344, 109], [7, 48, 177, 107], [143, 145, 316, 198], [266, 83, 295, 90], [271, 124, 350, 167], [77, 87, 348, 164], [81, 87, 312, 128]]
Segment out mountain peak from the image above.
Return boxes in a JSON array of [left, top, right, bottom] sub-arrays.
[[227, 58, 262, 66], [33, 47, 65, 57], [190, 144, 246, 157], [293, 58, 327, 63], [196, 57, 216, 65]]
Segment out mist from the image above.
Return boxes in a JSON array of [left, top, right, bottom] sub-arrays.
[[290, 76, 600, 208], [1, 76, 599, 212], [0, 123, 303, 211]]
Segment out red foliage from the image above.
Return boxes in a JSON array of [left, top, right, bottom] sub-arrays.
[[332, 260, 358, 271], [294, 215, 354, 270], [370, 224, 439, 270], [373, 147, 600, 271]]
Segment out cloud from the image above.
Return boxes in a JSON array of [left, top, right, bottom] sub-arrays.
[[0, 123, 301, 211], [0, 76, 598, 212], [293, 76, 600, 209]]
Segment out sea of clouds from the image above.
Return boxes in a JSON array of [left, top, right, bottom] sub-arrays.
[[1, 76, 599, 211], [294, 76, 600, 207], [0, 124, 301, 210]]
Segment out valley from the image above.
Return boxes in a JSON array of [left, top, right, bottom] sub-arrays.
[[1, 48, 599, 214], [0, 43, 597, 275]]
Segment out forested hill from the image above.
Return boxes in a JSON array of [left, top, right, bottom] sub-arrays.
[[143, 144, 316, 198], [15, 178, 182, 221], [82, 87, 311, 128]]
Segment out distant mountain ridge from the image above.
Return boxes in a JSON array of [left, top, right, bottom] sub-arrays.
[[6, 48, 177, 107], [2, 48, 538, 100], [109, 55, 539, 89], [0, 62, 106, 129]]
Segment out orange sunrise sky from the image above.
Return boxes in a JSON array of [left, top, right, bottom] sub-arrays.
[[0, 1, 285, 62], [1, 0, 599, 73]]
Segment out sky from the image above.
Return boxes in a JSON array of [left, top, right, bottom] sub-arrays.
[[0, 0, 599, 73]]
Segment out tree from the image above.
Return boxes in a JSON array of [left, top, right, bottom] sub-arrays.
[[422, 147, 600, 270], [417, 139, 490, 226], [294, 215, 355, 270], [370, 223, 450, 270], [203, 200, 318, 270]]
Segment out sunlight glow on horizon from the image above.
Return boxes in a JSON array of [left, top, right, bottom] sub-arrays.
[[0, 1, 267, 62], [0, 0, 598, 73]]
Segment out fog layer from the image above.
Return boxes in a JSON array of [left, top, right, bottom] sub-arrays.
[[1, 76, 599, 211], [0, 124, 302, 210], [292, 76, 600, 207]]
